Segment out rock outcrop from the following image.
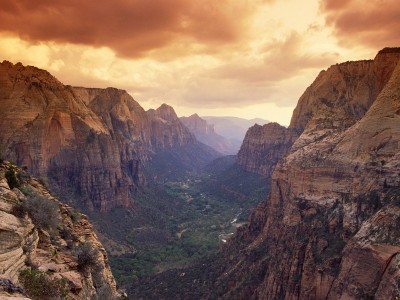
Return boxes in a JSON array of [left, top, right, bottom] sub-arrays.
[[147, 104, 196, 149], [214, 47, 400, 299], [237, 123, 298, 176], [0, 161, 120, 299], [237, 47, 400, 178], [180, 114, 240, 155], [0, 61, 217, 212]]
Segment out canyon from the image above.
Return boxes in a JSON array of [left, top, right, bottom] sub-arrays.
[[0, 47, 400, 299], [211, 47, 400, 299], [0, 61, 219, 212], [129, 47, 400, 300], [180, 113, 241, 155]]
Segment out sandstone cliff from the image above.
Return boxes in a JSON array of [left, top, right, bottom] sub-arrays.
[[0, 61, 216, 212], [147, 104, 196, 149], [237, 47, 400, 178], [237, 123, 298, 176], [145, 107, 221, 180], [180, 114, 240, 155], [214, 47, 400, 299], [0, 161, 120, 299]]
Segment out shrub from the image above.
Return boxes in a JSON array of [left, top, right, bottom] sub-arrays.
[[11, 201, 28, 218], [59, 226, 79, 249], [69, 209, 82, 224], [77, 243, 99, 273], [19, 185, 34, 197], [5, 166, 19, 189], [19, 268, 69, 300], [25, 195, 60, 230]]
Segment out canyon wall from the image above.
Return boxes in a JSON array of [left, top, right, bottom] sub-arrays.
[[215, 47, 400, 299], [0, 61, 217, 212], [236, 123, 298, 177], [0, 162, 120, 299], [237, 48, 400, 178]]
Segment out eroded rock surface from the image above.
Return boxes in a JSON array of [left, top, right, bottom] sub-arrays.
[[0, 62, 215, 212], [215, 47, 400, 299], [0, 162, 120, 299]]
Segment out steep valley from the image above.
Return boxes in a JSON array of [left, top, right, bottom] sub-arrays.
[[1, 47, 400, 300], [129, 47, 400, 299], [87, 155, 269, 290]]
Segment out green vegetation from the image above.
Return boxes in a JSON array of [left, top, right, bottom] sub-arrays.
[[19, 185, 34, 197], [88, 158, 269, 288], [24, 194, 60, 230], [19, 268, 69, 300], [77, 243, 99, 274], [5, 164, 20, 189]]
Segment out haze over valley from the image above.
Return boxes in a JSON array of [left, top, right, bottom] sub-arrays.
[[0, 1, 399, 299]]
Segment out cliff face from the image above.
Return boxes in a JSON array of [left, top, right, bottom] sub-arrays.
[[0, 61, 215, 212], [180, 114, 215, 135], [180, 114, 240, 155], [147, 104, 196, 149], [237, 48, 400, 177], [0, 162, 119, 299], [236, 123, 298, 176], [0, 61, 135, 212], [216, 48, 400, 299]]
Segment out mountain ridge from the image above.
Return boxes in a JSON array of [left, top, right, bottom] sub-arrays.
[[0, 61, 219, 212], [213, 47, 400, 299], [180, 114, 241, 155]]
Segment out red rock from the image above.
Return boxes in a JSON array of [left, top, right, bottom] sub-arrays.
[[216, 47, 400, 299]]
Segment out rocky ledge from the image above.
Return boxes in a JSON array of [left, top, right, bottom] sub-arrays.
[[0, 161, 121, 299]]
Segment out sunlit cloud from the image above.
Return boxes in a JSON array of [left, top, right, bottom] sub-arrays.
[[0, 0, 395, 125]]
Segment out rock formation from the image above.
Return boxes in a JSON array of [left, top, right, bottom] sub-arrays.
[[0, 161, 120, 299], [213, 47, 400, 299], [202, 116, 269, 142], [147, 104, 196, 149], [237, 47, 400, 178], [180, 114, 240, 155], [237, 123, 298, 176], [0, 61, 217, 212]]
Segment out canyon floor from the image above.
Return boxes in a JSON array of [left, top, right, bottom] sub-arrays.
[[79, 155, 268, 295]]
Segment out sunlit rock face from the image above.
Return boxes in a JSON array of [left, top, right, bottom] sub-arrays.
[[0, 61, 211, 212], [237, 48, 400, 179], [0, 163, 119, 299], [147, 103, 196, 149], [237, 122, 298, 177], [214, 48, 400, 299]]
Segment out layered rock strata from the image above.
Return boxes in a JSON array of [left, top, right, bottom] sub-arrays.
[[147, 104, 196, 149], [0, 61, 212, 211], [0, 162, 120, 299], [237, 48, 400, 178], [215, 47, 400, 299], [237, 123, 298, 176]]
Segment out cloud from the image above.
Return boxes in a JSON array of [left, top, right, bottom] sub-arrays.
[[0, 0, 259, 58], [209, 32, 338, 83], [321, 0, 400, 48], [2, 0, 362, 125], [170, 31, 338, 109]]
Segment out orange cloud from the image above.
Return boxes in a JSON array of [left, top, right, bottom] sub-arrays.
[[0, 0, 258, 58], [321, 0, 400, 48], [209, 32, 338, 83]]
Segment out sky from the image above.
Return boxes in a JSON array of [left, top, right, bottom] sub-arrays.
[[0, 0, 398, 125]]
